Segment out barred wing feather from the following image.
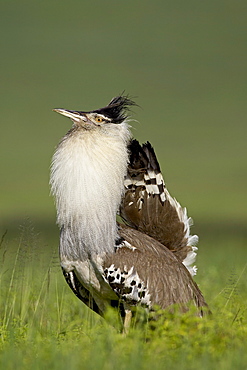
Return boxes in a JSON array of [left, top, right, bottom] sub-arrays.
[[120, 140, 198, 276]]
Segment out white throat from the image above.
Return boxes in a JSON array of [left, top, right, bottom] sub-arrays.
[[50, 123, 130, 258]]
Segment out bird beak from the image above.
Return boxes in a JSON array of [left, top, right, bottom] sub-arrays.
[[53, 109, 87, 123]]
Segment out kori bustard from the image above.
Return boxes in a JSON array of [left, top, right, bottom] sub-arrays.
[[50, 95, 208, 326]]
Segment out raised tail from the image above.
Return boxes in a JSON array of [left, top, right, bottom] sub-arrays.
[[120, 139, 198, 276]]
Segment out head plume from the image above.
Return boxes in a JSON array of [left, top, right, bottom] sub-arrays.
[[93, 95, 136, 124]]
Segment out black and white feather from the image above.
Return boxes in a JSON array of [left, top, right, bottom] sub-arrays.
[[120, 139, 198, 276]]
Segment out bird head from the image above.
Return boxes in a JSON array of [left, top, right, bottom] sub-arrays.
[[53, 95, 136, 130]]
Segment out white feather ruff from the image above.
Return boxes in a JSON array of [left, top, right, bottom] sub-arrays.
[[50, 122, 131, 257]]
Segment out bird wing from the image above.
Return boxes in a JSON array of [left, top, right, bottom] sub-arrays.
[[120, 139, 198, 276], [104, 224, 207, 315]]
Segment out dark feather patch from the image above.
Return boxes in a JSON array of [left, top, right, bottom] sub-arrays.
[[128, 139, 161, 172], [62, 268, 103, 315]]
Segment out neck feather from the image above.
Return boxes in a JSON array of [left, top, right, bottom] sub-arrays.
[[50, 123, 130, 257]]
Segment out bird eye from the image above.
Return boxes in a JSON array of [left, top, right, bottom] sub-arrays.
[[95, 116, 103, 123]]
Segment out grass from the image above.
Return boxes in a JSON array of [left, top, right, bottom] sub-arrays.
[[0, 223, 246, 369]]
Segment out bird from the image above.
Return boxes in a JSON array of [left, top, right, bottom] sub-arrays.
[[50, 95, 208, 330]]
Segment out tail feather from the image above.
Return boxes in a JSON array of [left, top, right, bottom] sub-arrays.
[[120, 139, 198, 276]]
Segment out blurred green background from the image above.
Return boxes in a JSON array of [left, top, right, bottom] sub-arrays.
[[1, 0, 246, 253]]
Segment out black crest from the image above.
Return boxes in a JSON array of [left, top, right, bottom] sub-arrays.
[[93, 95, 136, 124]]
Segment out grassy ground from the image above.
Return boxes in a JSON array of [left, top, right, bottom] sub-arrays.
[[0, 223, 246, 369]]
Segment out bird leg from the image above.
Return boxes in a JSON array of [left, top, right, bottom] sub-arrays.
[[123, 309, 132, 335]]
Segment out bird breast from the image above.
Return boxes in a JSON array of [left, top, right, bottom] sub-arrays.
[[50, 127, 130, 256]]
